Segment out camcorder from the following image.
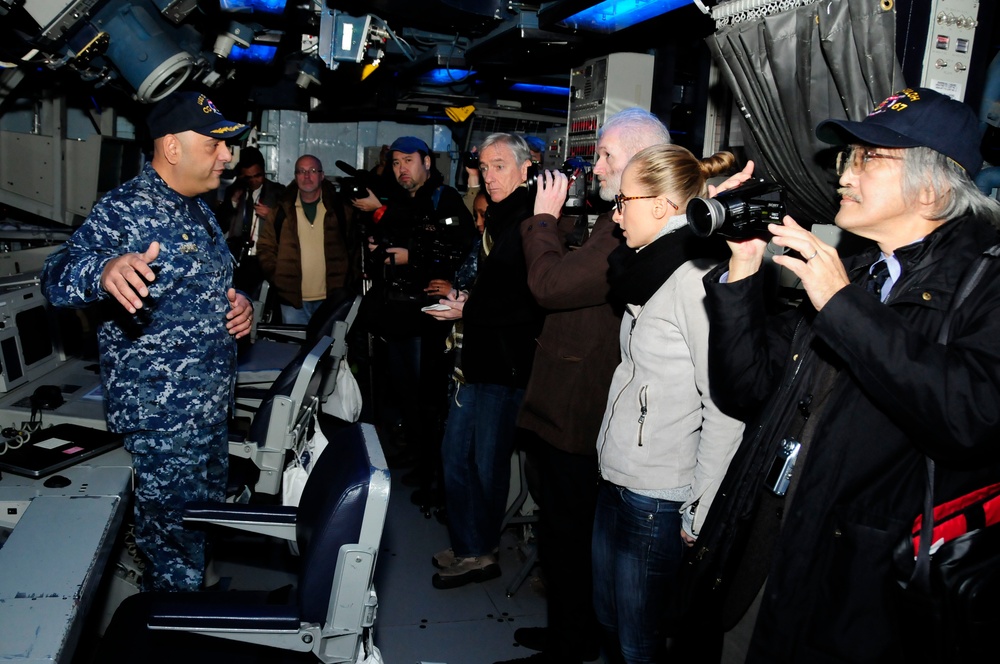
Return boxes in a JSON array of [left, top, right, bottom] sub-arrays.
[[687, 179, 785, 239], [342, 179, 369, 200], [334, 160, 375, 200], [526, 156, 593, 210], [462, 151, 479, 171]]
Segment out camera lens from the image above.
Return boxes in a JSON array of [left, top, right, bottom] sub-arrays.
[[686, 197, 726, 238]]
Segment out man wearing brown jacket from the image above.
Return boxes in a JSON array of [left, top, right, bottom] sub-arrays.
[[504, 109, 672, 664], [257, 154, 356, 324]]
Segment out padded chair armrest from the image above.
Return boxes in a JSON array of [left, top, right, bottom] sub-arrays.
[[234, 385, 270, 402], [256, 324, 308, 341], [184, 503, 298, 540], [148, 600, 300, 632]]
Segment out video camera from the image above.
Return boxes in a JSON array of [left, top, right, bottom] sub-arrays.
[[687, 179, 785, 239], [526, 157, 593, 210], [462, 151, 479, 171], [335, 160, 377, 200]]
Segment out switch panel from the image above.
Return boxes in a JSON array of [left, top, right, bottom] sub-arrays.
[[920, 0, 980, 100]]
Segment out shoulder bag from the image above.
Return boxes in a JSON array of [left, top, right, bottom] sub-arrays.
[[891, 243, 1000, 662]]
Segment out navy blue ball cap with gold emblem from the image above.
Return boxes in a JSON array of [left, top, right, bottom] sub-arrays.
[[816, 87, 982, 177], [147, 91, 248, 140]]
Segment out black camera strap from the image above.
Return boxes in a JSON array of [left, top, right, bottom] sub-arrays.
[[782, 358, 840, 506], [721, 336, 840, 627]]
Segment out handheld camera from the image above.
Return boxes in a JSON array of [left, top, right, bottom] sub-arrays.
[[687, 179, 785, 239]]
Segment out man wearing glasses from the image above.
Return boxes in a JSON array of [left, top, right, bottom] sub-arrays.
[[695, 88, 1000, 661], [257, 155, 356, 324]]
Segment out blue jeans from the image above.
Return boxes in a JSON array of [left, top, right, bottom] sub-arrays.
[[440, 382, 524, 557], [280, 299, 325, 325], [592, 481, 684, 664]]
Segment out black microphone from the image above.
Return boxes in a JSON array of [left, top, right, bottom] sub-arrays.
[[335, 160, 361, 177]]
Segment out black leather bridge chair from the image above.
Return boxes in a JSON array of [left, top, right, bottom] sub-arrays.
[[238, 292, 362, 400], [97, 421, 390, 664]]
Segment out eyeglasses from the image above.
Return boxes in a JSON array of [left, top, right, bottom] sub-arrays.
[[613, 193, 679, 214], [835, 148, 902, 176], [294, 168, 323, 176]]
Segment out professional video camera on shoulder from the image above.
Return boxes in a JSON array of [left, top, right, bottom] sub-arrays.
[[526, 156, 593, 210], [687, 178, 785, 239], [334, 159, 377, 201]]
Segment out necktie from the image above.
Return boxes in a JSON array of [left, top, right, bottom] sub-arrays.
[[867, 260, 890, 301]]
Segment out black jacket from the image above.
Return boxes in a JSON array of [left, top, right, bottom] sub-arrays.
[[693, 215, 1000, 663], [462, 187, 544, 388], [216, 178, 285, 238], [363, 171, 474, 337], [372, 171, 474, 295]]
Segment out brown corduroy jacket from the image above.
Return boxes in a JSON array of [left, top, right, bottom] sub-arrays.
[[517, 211, 623, 455]]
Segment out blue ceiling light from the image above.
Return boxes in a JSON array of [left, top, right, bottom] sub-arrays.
[[510, 83, 571, 96], [219, 0, 288, 15], [560, 0, 695, 34], [421, 68, 475, 85]]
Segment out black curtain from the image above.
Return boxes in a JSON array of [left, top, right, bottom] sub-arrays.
[[707, 0, 904, 225]]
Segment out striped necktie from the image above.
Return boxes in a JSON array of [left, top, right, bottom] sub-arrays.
[[866, 260, 890, 301]]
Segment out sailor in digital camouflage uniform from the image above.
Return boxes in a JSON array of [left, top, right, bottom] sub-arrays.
[[41, 92, 253, 592]]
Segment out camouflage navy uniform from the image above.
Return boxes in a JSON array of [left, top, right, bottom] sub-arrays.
[[42, 162, 237, 591]]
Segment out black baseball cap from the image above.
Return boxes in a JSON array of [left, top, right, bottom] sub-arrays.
[[816, 87, 982, 176], [147, 91, 248, 140]]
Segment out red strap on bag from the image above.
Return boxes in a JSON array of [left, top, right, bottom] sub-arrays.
[[910, 481, 1000, 556]]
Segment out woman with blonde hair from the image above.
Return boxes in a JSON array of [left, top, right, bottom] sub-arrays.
[[593, 144, 747, 663]]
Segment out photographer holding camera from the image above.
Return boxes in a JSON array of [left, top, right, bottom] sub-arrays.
[[361, 136, 475, 489], [216, 147, 285, 293], [692, 88, 1000, 663]]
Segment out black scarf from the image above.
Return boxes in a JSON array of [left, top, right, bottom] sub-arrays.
[[608, 225, 726, 307]]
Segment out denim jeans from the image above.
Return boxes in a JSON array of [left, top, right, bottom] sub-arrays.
[[440, 382, 524, 557], [592, 481, 684, 664], [280, 299, 325, 325]]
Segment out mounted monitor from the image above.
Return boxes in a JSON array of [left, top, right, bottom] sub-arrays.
[[0, 282, 65, 393]]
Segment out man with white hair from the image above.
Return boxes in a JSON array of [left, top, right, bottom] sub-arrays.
[[699, 87, 1000, 662]]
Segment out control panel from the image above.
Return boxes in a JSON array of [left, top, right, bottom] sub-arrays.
[[920, 0, 981, 100], [566, 52, 655, 163]]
